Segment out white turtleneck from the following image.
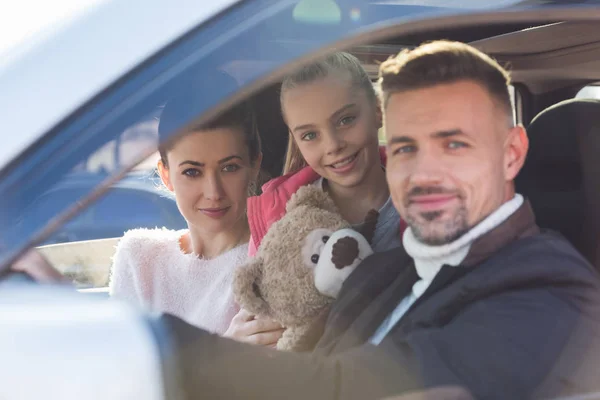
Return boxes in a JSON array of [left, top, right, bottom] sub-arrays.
[[369, 194, 524, 345]]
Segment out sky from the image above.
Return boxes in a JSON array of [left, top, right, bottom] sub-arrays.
[[0, 0, 105, 63]]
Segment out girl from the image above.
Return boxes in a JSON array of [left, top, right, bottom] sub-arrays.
[[109, 75, 274, 336], [249, 52, 404, 255], [226, 52, 404, 345]]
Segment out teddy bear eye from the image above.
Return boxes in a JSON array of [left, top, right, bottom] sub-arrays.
[[322, 236, 330, 243], [311, 254, 320, 264]]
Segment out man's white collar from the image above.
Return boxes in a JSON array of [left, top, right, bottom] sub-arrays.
[[403, 194, 524, 297], [403, 194, 524, 261]]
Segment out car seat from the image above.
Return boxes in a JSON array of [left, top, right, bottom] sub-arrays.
[[252, 82, 289, 184], [516, 98, 600, 267]]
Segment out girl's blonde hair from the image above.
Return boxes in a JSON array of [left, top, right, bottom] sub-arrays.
[[280, 52, 376, 175]]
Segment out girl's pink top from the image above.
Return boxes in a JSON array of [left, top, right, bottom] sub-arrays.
[[246, 147, 405, 256]]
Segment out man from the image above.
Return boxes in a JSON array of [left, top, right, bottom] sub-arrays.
[[13, 41, 600, 399]]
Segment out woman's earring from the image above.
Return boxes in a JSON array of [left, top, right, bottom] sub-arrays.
[[248, 181, 258, 196]]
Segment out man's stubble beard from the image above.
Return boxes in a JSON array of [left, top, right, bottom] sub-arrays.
[[407, 204, 470, 246]]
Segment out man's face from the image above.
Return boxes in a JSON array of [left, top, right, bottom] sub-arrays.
[[385, 80, 527, 245]]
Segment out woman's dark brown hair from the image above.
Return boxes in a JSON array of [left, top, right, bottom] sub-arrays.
[[157, 71, 262, 168]]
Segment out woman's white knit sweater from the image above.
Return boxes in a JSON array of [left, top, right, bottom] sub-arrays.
[[109, 228, 248, 335]]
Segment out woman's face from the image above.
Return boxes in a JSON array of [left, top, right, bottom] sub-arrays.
[[282, 73, 381, 188], [158, 128, 259, 234]]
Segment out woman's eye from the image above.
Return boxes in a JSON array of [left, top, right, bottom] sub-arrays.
[[183, 169, 200, 177], [302, 131, 317, 141], [311, 254, 320, 264], [339, 115, 356, 126], [448, 141, 468, 150], [222, 164, 241, 173]]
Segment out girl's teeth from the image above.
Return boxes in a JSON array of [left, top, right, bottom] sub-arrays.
[[333, 154, 356, 168]]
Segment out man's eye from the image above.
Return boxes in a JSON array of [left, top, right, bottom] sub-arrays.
[[222, 164, 241, 173], [393, 145, 416, 155], [183, 169, 200, 177], [448, 141, 468, 149], [339, 115, 356, 126], [302, 132, 317, 141]]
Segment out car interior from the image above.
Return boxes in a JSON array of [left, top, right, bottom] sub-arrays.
[[30, 16, 600, 290], [251, 19, 600, 271]]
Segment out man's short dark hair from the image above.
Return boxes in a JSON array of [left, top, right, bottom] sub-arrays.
[[379, 40, 513, 123]]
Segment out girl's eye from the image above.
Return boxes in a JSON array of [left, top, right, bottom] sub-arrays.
[[222, 164, 241, 173], [301, 131, 317, 141], [339, 115, 356, 126], [448, 141, 468, 150], [183, 169, 200, 178]]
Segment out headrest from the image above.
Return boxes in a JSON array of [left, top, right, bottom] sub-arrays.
[[522, 99, 600, 191], [516, 98, 600, 264]]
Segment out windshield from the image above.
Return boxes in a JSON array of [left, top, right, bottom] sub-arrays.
[[0, 0, 529, 272]]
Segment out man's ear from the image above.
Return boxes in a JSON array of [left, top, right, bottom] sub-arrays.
[[157, 160, 174, 192], [233, 257, 271, 317], [504, 125, 529, 181]]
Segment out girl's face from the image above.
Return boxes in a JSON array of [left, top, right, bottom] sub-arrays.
[[158, 128, 259, 234], [282, 73, 382, 188]]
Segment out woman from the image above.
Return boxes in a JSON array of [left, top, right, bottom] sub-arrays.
[[109, 75, 271, 335]]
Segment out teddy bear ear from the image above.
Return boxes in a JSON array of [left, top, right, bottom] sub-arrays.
[[233, 257, 272, 318], [357, 209, 379, 245], [286, 185, 337, 213]]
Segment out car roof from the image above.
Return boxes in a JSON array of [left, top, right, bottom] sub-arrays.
[[0, 0, 239, 174]]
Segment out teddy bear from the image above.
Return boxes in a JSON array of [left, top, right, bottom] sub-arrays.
[[233, 185, 377, 352]]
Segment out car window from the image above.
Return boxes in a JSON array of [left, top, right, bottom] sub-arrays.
[[0, 0, 530, 280], [576, 84, 600, 99], [91, 189, 175, 227], [508, 84, 520, 124], [26, 171, 184, 246], [26, 188, 88, 230]]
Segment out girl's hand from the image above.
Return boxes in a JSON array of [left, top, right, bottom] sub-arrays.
[[224, 308, 285, 347]]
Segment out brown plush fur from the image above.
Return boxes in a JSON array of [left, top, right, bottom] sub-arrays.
[[233, 186, 350, 351]]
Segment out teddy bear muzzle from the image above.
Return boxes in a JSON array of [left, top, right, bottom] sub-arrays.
[[314, 229, 375, 299], [332, 236, 360, 269]]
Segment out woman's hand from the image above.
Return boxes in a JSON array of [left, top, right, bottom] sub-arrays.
[[224, 308, 285, 347]]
